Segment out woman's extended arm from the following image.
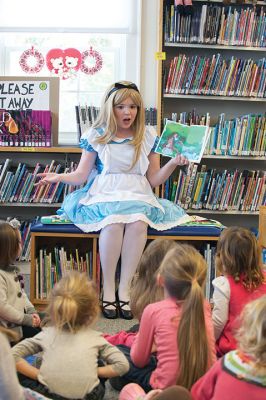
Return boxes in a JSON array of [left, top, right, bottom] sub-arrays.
[[36, 150, 97, 187], [146, 152, 188, 188]]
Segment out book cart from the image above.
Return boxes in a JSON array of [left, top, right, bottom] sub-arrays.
[[157, 0, 266, 229]]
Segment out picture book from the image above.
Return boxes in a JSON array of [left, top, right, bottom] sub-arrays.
[[155, 120, 210, 163]]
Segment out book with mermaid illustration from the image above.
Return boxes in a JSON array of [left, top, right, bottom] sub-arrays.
[[155, 120, 210, 163]]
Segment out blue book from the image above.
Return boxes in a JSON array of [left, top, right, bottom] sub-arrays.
[[10, 163, 26, 202], [228, 119, 237, 156]]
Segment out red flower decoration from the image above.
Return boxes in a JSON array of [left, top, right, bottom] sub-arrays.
[[81, 47, 103, 75], [19, 46, 45, 74]]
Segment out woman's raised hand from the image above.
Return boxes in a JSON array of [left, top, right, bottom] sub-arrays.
[[36, 173, 61, 186], [171, 154, 189, 166]]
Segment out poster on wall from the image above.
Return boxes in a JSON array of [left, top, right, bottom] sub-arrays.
[[0, 80, 50, 110], [0, 79, 54, 147]]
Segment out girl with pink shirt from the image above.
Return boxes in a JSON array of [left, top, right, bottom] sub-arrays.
[[104, 239, 176, 348], [110, 243, 216, 392], [212, 227, 266, 356]]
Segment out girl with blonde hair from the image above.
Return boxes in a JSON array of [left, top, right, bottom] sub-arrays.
[[12, 271, 129, 400], [110, 243, 216, 392], [191, 295, 266, 399], [37, 81, 188, 320]]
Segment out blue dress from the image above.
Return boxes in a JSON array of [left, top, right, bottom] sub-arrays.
[[57, 126, 188, 232]]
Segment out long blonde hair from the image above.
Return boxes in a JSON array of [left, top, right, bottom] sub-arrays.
[[159, 243, 210, 389], [216, 226, 264, 290], [93, 81, 145, 168], [45, 271, 99, 333], [236, 295, 266, 373], [130, 239, 176, 320]]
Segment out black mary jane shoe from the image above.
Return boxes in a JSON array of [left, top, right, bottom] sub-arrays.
[[118, 300, 133, 320], [102, 300, 118, 319]]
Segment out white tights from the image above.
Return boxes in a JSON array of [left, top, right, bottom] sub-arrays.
[[99, 221, 147, 309]]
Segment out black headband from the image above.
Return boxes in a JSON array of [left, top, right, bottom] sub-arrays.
[[105, 82, 139, 102]]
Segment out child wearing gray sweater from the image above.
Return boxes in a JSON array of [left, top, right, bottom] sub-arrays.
[[12, 271, 129, 400]]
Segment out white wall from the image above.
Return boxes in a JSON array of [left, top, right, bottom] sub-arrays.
[[140, 0, 159, 107]]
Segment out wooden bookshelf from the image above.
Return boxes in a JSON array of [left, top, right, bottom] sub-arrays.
[[165, 43, 266, 52], [30, 229, 220, 307], [259, 206, 266, 248], [157, 0, 266, 226], [164, 95, 266, 102], [0, 146, 81, 218], [188, 210, 259, 215], [1, 203, 61, 207], [0, 147, 81, 153]]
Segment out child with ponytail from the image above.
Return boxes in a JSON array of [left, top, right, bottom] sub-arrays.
[[12, 271, 129, 400], [110, 243, 216, 393]]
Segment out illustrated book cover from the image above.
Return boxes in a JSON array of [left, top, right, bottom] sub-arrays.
[[155, 120, 210, 163]]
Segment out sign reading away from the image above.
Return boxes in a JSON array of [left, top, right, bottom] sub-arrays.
[[0, 80, 50, 110]]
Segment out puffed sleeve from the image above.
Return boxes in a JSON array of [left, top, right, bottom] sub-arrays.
[[79, 127, 104, 153], [143, 126, 159, 155]]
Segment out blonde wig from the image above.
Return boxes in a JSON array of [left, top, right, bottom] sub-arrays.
[[93, 81, 145, 168]]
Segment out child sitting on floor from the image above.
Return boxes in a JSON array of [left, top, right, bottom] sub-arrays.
[[212, 226, 266, 356], [110, 243, 216, 392], [104, 239, 176, 347], [0, 327, 48, 400], [0, 219, 41, 342], [12, 271, 129, 400], [191, 295, 266, 399]]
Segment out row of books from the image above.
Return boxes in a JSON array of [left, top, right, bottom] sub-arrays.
[[165, 54, 266, 97], [34, 242, 216, 301], [206, 113, 266, 156], [165, 111, 266, 156], [0, 110, 52, 147], [165, 4, 266, 47], [0, 133, 51, 147], [18, 220, 37, 262], [161, 165, 266, 212], [75, 105, 158, 138], [0, 159, 84, 204], [34, 247, 94, 299], [145, 107, 157, 127], [75, 105, 100, 138]]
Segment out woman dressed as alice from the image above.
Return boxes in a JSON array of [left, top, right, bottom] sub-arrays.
[[38, 81, 189, 319]]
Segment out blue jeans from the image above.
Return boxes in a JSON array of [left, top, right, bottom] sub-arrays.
[[109, 345, 157, 393]]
